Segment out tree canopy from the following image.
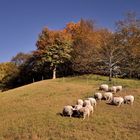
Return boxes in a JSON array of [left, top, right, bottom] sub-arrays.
[[35, 28, 73, 79], [1, 13, 140, 90]]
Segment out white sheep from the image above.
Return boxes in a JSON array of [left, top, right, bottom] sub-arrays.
[[110, 86, 117, 93], [73, 104, 83, 110], [99, 84, 109, 92], [112, 96, 124, 107], [87, 97, 97, 107], [78, 106, 90, 120], [77, 99, 83, 106], [94, 92, 102, 101], [103, 92, 113, 102], [62, 105, 73, 117], [124, 95, 134, 105], [86, 105, 94, 115], [116, 86, 122, 92], [83, 99, 91, 107], [110, 86, 122, 93]]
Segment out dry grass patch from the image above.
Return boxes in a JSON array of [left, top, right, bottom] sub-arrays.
[[0, 75, 140, 140]]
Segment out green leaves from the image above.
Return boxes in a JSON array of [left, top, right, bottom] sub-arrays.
[[35, 28, 73, 78]]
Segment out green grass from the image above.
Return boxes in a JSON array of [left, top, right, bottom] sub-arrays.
[[0, 75, 140, 140]]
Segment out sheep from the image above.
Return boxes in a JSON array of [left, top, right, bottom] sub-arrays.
[[116, 86, 122, 92], [112, 96, 124, 107], [99, 84, 109, 92], [87, 97, 97, 108], [83, 99, 91, 107], [73, 104, 83, 110], [62, 105, 73, 117], [94, 92, 102, 101], [109, 86, 117, 93], [103, 92, 113, 102], [124, 95, 134, 105], [109, 86, 122, 93], [77, 99, 83, 106], [78, 106, 90, 120], [86, 105, 94, 115]]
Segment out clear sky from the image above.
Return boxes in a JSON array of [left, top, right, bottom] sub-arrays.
[[0, 0, 140, 63]]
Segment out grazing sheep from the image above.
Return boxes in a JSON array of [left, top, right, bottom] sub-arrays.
[[99, 84, 109, 92], [62, 105, 73, 117], [116, 86, 122, 92], [78, 106, 90, 120], [124, 95, 134, 105], [112, 96, 124, 107], [103, 92, 113, 102], [94, 92, 102, 101], [83, 99, 91, 107], [110, 86, 117, 93], [77, 99, 83, 106], [87, 97, 97, 107], [86, 105, 94, 115], [110, 86, 122, 93], [73, 104, 83, 110]]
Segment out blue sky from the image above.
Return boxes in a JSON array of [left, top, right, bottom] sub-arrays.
[[0, 0, 140, 63]]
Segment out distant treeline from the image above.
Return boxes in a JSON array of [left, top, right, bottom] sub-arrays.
[[0, 12, 140, 90]]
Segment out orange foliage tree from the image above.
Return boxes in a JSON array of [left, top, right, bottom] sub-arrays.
[[115, 12, 140, 78], [34, 27, 73, 79], [65, 19, 101, 74]]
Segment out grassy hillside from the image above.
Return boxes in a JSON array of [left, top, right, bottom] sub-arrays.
[[0, 75, 140, 140]]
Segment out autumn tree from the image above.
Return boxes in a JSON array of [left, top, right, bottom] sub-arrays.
[[66, 19, 100, 74], [0, 62, 19, 90], [96, 30, 124, 81], [35, 28, 73, 79], [11, 52, 32, 66], [115, 12, 140, 78]]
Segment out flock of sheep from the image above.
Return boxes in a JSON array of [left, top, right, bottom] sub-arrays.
[[62, 84, 135, 120]]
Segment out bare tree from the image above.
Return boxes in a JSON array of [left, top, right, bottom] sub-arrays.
[[96, 31, 124, 81]]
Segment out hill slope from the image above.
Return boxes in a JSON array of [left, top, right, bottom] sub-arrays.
[[0, 75, 140, 140]]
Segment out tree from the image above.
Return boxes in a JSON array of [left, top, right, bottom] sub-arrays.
[[115, 12, 140, 78], [96, 30, 124, 81], [0, 62, 19, 90], [11, 52, 31, 66], [66, 19, 100, 74], [35, 28, 73, 79]]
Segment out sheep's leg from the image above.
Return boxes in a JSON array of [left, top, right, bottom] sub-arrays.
[[118, 102, 121, 107], [90, 109, 93, 116], [87, 111, 90, 118], [83, 114, 86, 120], [108, 97, 111, 103], [91, 109, 94, 115]]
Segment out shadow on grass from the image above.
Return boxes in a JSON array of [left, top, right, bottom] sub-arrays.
[[56, 110, 82, 118], [106, 102, 117, 106]]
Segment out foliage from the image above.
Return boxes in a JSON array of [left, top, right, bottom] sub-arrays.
[[95, 30, 124, 81], [35, 28, 73, 79], [115, 12, 140, 78], [2, 13, 140, 90], [66, 19, 99, 74], [11, 52, 32, 66], [0, 62, 19, 90]]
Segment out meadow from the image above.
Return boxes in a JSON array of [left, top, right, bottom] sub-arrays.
[[0, 75, 140, 140]]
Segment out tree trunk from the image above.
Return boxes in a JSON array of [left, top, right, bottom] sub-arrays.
[[109, 67, 112, 81], [109, 57, 112, 81], [53, 66, 56, 79], [129, 70, 132, 79]]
